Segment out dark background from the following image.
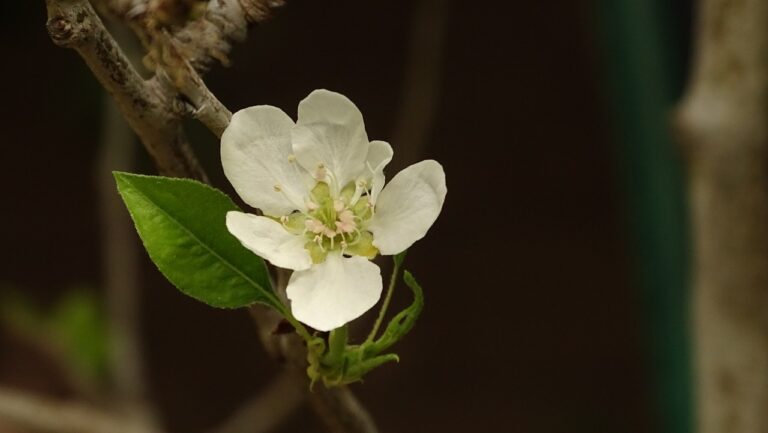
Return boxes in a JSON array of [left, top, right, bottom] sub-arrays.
[[0, 1, 694, 432]]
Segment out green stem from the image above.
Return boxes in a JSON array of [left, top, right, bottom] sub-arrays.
[[283, 310, 314, 342], [365, 254, 405, 344], [324, 325, 349, 367]]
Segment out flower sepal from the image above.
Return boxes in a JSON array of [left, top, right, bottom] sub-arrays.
[[305, 253, 424, 388]]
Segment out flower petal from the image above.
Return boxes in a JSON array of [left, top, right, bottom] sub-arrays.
[[286, 253, 382, 331], [222, 105, 313, 216], [226, 211, 312, 271], [368, 160, 447, 255], [364, 140, 393, 205], [292, 90, 370, 190]]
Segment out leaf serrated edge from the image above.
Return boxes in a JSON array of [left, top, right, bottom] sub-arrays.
[[113, 172, 286, 313]]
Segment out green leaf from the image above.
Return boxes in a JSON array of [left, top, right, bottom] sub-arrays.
[[0, 287, 109, 382], [113, 172, 282, 311], [51, 290, 109, 380]]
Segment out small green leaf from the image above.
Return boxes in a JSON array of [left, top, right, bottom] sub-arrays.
[[113, 172, 282, 311]]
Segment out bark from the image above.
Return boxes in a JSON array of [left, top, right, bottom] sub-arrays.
[[676, 0, 768, 432], [46, 0, 207, 181], [0, 386, 158, 433]]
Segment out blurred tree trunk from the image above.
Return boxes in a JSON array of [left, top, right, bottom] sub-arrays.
[[677, 0, 768, 432]]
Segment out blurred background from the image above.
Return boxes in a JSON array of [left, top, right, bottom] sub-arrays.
[[0, 0, 696, 432]]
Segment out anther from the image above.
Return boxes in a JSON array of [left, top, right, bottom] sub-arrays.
[[315, 163, 327, 180], [334, 199, 345, 213], [273, 184, 282, 192], [287, 154, 296, 163]]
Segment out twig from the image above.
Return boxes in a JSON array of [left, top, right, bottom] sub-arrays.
[[391, 0, 449, 166], [211, 370, 304, 433], [676, 0, 768, 432], [0, 386, 156, 433], [250, 269, 380, 433], [46, 0, 207, 181], [45, 1, 382, 432], [154, 30, 233, 136], [95, 24, 159, 427], [309, 387, 378, 433], [169, 0, 284, 72]]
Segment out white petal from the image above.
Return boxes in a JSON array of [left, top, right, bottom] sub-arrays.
[[368, 160, 447, 255], [226, 211, 312, 271], [286, 253, 382, 331], [222, 105, 313, 217], [291, 90, 370, 190], [364, 140, 393, 205]]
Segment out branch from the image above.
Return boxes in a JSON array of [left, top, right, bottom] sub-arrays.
[[46, 2, 380, 432], [309, 387, 378, 433], [0, 386, 156, 433], [168, 0, 284, 72], [210, 370, 304, 433], [96, 35, 159, 428], [153, 30, 233, 136], [94, 0, 283, 73], [46, 0, 207, 181], [391, 0, 449, 166], [250, 270, 380, 433], [676, 0, 768, 432]]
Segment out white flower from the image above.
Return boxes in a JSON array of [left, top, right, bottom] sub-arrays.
[[221, 90, 447, 331]]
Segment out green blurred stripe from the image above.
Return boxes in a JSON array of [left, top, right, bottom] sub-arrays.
[[595, 1, 692, 433]]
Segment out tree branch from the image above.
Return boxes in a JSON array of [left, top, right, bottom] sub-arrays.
[[211, 370, 304, 433], [46, 0, 207, 181], [391, 0, 449, 167], [250, 270, 380, 433], [676, 0, 768, 432], [171, 0, 284, 72], [96, 54, 159, 430], [0, 386, 157, 433], [44, 1, 381, 432]]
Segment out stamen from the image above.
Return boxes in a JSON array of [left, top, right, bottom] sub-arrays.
[[287, 154, 296, 163], [335, 215, 356, 234], [315, 163, 327, 181], [323, 227, 337, 238], [334, 199, 345, 213], [314, 235, 326, 252], [351, 183, 364, 204], [269, 182, 304, 211], [347, 229, 363, 246], [305, 218, 326, 234]]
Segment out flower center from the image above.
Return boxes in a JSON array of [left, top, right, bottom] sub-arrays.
[[279, 181, 378, 264]]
